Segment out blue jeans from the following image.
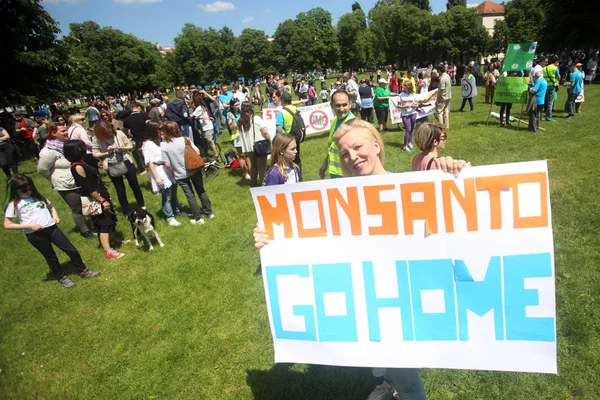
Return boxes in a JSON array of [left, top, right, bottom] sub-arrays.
[[180, 124, 193, 140], [160, 184, 181, 219], [566, 91, 580, 117], [544, 86, 556, 120], [380, 368, 426, 400], [213, 119, 221, 139]]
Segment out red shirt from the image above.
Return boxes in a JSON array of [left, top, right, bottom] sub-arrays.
[[390, 76, 398, 92], [19, 120, 33, 139]]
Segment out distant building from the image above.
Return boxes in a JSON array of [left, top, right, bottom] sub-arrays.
[[475, 1, 505, 36], [155, 43, 174, 56]]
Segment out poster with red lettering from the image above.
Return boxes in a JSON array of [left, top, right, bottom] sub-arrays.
[[251, 160, 556, 373]]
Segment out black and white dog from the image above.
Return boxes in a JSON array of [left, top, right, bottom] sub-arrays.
[[128, 209, 165, 250]]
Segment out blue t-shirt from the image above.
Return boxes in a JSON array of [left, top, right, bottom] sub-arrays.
[[533, 77, 548, 105], [86, 106, 100, 121], [219, 92, 233, 112], [569, 70, 583, 94]]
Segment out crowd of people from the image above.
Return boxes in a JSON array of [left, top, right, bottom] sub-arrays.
[[1, 47, 597, 398]]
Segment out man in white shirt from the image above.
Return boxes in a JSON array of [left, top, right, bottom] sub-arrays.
[[530, 57, 547, 84]]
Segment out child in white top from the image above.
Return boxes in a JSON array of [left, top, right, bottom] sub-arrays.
[[3, 174, 100, 288]]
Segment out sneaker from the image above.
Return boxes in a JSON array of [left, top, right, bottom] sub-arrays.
[[82, 231, 96, 239], [80, 268, 100, 278], [59, 276, 76, 288], [566, 116, 574, 120], [190, 218, 205, 225], [408, 143, 413, 150], [208, 214, 215, 220], [402, 146, 412, 152], [105, 248, 125, 259], [168, 218, 182, 226], [546, 119, 556, 122], [506, 121, 512, 126]]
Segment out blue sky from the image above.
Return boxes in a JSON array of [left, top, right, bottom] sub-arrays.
[[42, 0, 469, 47]]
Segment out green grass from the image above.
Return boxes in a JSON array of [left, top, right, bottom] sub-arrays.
[[1, 81, 600, 399]]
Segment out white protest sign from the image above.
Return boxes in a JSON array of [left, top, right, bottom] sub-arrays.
[[461, 76, 478, 98], [251, 161, 556, 373], [576, 87, 584, 103], [262, 103, 334, 138], [389, 89, 438, 124]]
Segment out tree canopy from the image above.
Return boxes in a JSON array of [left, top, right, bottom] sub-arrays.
[[2, 0, 596, 105]]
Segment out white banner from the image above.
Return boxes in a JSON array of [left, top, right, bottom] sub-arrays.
[[461, 76, 478, 98], [251, 161, 556, 373], [389, 89, 438, 124], [262, 103, 334, 138]]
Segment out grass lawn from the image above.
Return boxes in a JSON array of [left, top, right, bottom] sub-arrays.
[[1, 81, 599, 399]]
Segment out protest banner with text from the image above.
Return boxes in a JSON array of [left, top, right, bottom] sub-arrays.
[[389, 89, 438, 124], [251, 161, 556, 373], [263, 103, 334, 138], [494, 77, 529, 104]]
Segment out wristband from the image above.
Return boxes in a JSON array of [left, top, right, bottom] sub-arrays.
[[100, 199, 108, 204]]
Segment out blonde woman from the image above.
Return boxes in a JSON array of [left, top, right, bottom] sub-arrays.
[[252, 119, 468, 400], [68, 113, 97, 168], [398, 81, 418, 152]]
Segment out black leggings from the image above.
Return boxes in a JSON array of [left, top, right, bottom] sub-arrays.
[[109, 160, 145, 214], [0, 142, 18, 177], [26, 225, 86, 279], [499, 103, 513, 123], [459, 98, 474, 111]]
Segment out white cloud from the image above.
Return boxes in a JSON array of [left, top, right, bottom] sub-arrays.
[[242, 16, 254, 23], [113, 0, 161, 3], [466, 2, 478, 7], [198, 1, 235, 12], [43, 0, 82, 5]]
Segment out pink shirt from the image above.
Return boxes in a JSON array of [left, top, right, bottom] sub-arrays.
[[412, 153, 438, 171], [68, 124, 92, 153]]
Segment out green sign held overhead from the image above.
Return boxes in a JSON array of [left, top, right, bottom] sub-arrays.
[[503, 42, 537, 72], [493, 77, 529, 104]]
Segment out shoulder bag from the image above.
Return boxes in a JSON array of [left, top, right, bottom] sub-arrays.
[[71, 162, 103, 216], [106, 133, 128, 177], [252, 122, 271, 156], [183, 137, 205, 171]]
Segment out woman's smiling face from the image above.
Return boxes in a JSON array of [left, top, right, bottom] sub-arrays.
[[337, 127, 382, 176]]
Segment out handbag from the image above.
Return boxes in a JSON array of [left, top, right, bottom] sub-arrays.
[[252, 123, 271, 156], [106, 134, 128, 177], [80, 196, 103, 216], [183, 137, 205, 171]]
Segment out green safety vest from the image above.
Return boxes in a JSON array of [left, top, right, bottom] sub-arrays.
[[280, 106, 297, 134], [543, 65, 559, 87], [328, 112, 355, 177]]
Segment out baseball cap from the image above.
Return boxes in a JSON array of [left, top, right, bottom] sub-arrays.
[[378, 78, 388, 84]]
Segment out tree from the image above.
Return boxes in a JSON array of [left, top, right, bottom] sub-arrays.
[[503, 0, 546, 44], [405, 0, 431, 12], [491, 20, 510, 55], [351, 2, 363, 12], [432, 6, 491, 61], [337, 4, 370, 71], [238, 29, 274, 79], [0, 0, 69, 104], [368, 2, 433, 67], [63, 21, 163, 96], [273, 8, 339, 73], [446, 0, 467, 9], [541, 0, 598, 51]]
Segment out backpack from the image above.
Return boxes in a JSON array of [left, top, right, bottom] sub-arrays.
[[308, 87, 315, 99], [283, 107, 306, 143], [224, 149, 238, 167]]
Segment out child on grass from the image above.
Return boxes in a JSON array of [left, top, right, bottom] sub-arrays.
[[264, 134, 300, 186], [3, 174, 100, 288]]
